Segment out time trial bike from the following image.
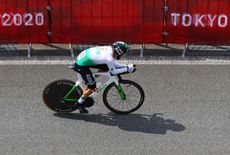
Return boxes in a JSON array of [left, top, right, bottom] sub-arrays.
[[42, 65, 145, 114]]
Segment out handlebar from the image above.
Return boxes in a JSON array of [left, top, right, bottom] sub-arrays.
[[116, 66, 136, 81]]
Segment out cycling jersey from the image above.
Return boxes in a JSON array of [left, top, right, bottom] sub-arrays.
[[75, 46, 128, 75]]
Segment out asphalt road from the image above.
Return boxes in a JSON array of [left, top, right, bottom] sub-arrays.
[[0, 64, 230, 155]]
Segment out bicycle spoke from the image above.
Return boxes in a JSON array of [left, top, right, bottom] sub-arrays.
[[126, 100, 137, 110], [113, 98, 135, 111], [125, 101, 132, 111], [126, 98, 137, 105], [113, 101, 121, 110], [126, 88, 139, 96], [109, 92, 136, 111], [129, 91, 137, 96]]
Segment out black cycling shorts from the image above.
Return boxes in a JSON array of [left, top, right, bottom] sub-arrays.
[[74, 63, 96, 89]]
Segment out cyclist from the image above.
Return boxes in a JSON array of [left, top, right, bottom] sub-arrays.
[[74, 41, 135, 113]]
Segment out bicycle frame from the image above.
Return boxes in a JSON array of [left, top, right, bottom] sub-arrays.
[[63, 72, 126, 102]]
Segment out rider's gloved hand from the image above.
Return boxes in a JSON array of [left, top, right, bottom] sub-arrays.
[[127, 64, 135, 73]]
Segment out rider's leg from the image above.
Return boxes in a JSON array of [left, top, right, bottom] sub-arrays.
[[78, 88, 96, 104], [77, 86, 96, 114], [75, 63, 96, 101], [79, 65, 108, 99], [74, 64, 96, 113], [77, 70, 96, 103]]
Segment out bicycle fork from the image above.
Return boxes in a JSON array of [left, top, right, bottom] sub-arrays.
[[113, 75, 126, 101], [115, 84, 126, 101]]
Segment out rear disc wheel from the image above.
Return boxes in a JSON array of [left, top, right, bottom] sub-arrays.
[[42, 79, 82, 113]]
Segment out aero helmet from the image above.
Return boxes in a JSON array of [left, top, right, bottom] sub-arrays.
[[112, 41, 129, 57]]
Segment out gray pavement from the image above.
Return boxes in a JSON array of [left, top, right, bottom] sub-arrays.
[[0, 64, 230, 155]]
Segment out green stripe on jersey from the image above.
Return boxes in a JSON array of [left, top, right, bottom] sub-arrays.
[[76, 48, 96, 66]]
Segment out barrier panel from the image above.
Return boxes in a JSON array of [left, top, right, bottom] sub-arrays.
[[0, 0, 48, 43], [167, 0, 230, 44], [50, 0, 164, 44], [1, 0, 230, 45]]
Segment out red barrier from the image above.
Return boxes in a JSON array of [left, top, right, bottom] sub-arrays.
[[167, 0, 230, 44], [51, 0, 164, 44], [1, 0, 230, 45], [0, 0, 48, 43]]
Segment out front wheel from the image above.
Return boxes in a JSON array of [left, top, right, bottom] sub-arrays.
[[103, 80, 145, 114]]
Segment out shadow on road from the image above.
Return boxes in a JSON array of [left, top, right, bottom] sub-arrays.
[[54, 113, 185, 134]]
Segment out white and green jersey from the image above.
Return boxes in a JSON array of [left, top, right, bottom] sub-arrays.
[[76, 46, 128, 75]]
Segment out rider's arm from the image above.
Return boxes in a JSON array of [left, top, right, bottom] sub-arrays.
[[107, 59, 128, 75]]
